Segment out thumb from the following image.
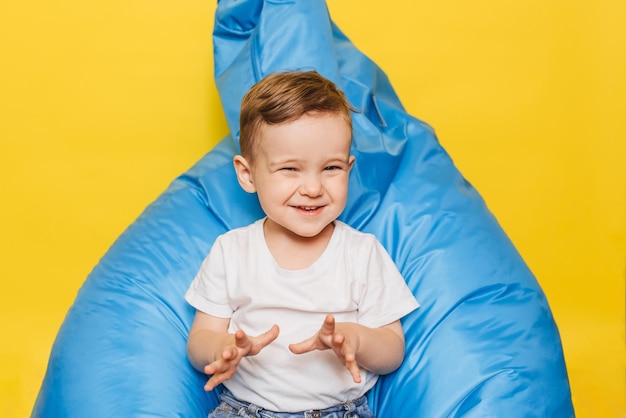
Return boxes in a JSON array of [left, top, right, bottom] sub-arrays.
[[248, 324, 280, 356], [288, 335, 317, 355], [258, 324, 280, 346]]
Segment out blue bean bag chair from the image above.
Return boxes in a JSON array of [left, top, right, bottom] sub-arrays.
[[33, 1, 574, 416]]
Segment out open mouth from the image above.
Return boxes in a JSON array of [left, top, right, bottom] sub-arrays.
[[294, 205, 324, 215]]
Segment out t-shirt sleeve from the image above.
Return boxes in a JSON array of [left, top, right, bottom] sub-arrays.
[[185, 238, 233, 318], [356, 237, 419, 328]]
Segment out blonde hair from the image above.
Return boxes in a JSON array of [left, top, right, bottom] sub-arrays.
[[239, 71, 353, 162]]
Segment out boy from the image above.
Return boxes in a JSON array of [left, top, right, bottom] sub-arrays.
[[185, 71, 419, 417]]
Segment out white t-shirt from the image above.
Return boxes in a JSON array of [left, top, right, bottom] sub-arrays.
[[186, 218, 419, 412]]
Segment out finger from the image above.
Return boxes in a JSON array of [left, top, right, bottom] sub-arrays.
[[204, 375, 220, 391], [203, 362, 218, 376], [341, 347, 361, 383], [234, 329, 250, 350], [204, 369, 234, 391], [247, 324, 280, 356], [288, 335, 317, 354], [346, 360, 362, 384], [333, 332, 345, 348], [333, 335, 360, 383], [257, 324, 280, 347], [221, 346, 238, 361], [203, 359, 224, 376], [320, 314, 336, 336], [203, 346, 237, 375], [203, 365, 227, 390]]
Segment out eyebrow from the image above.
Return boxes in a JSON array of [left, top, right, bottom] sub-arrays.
[[267, 155, 350, 168], [267, 158, 299, 168]]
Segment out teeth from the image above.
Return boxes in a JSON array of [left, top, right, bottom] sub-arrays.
[[293, 205, 322, 211]]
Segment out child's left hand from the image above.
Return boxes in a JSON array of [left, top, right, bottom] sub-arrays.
[[288, 314, 362, 383]]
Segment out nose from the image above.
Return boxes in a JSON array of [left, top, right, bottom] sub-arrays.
[[299, 172, 323, 197]]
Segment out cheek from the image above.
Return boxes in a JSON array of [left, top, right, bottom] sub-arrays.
[[327, 177, 350, 198], [256, 179, 294, 201]]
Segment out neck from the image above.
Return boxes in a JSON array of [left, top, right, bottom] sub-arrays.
[[263, 220, 335, 270]]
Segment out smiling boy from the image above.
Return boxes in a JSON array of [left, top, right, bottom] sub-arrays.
[[185, 71, 419, 417]]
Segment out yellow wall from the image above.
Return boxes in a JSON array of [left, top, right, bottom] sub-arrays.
[[1, 1, 624, 417]]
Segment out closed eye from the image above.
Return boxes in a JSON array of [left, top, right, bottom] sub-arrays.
[[324, 165, 342, 171]]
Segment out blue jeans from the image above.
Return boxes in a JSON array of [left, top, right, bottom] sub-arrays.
[[208, 389, 375, 418]]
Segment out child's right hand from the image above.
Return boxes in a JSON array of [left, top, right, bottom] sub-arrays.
[[202, 324, 279, 391]]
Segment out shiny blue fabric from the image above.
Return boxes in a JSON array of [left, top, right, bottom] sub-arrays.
[[33, 1, 574, 416]]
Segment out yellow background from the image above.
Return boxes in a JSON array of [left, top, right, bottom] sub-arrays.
[[1, 1, 624, 417]]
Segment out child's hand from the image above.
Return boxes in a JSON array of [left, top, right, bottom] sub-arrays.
[[203, 324, 279, 391], [288, 314, 362, 383]]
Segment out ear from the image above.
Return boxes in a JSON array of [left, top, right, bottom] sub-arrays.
[[233, 155, 257, 193], [348, 155, 356, 171]]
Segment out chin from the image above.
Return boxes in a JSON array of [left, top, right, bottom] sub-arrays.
[[296, 223, 335, 238]]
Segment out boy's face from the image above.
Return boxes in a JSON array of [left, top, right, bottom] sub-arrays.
[[235, 113, 354, 239]]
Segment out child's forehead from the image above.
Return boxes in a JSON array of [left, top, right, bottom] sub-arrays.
[[259, 118, 351, 149]]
